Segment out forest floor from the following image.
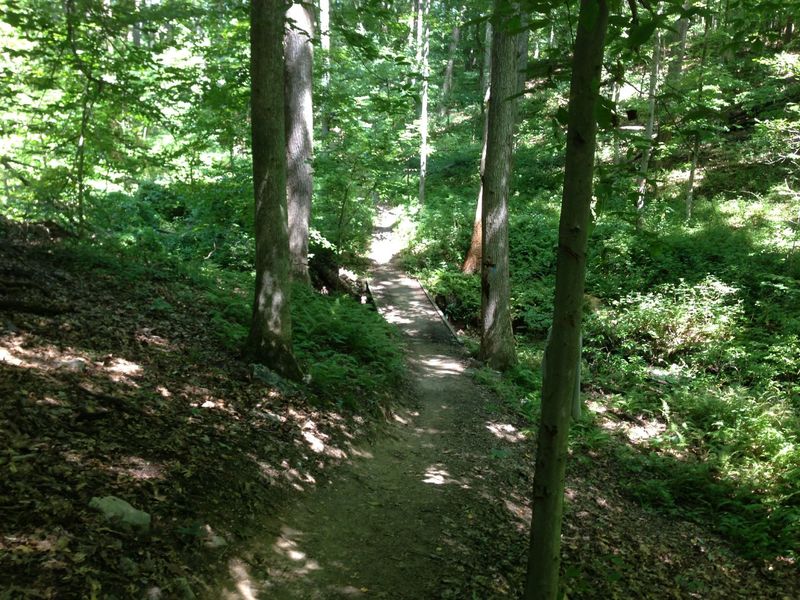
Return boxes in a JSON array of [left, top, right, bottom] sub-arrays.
[[1, 213, 798, 598]]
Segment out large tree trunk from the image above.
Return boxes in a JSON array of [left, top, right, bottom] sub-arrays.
[[247, 0, 302, 380], [524, 1, 608, 598], [479, 1, 518, 371], [285, 2, 314, 282]]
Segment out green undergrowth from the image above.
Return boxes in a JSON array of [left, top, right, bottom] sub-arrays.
[[404, 94, 800, 560], [61, 237, 405, 413]]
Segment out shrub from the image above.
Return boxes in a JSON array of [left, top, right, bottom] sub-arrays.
[[593, 275, 742, 363]]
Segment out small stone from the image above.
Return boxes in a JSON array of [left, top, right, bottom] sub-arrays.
[[89, 496, 150, 531]]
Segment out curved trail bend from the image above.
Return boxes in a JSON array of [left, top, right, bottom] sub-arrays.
[[218, 206, 527, 599]]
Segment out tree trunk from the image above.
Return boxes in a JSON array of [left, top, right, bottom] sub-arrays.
[[462, 85, 490, 275], [479, 2, 518, 371], [516, 18, 529, 97], [686, 17, 711, 220], [319, 0, 331, 135], [418, 0, 430, 205], [439, 23, 461, 117], [247, 0, 302, 380], [666, 3, 692, 82], [524, 1, 608, 598], [285, 2, 314, 283], [635, 33, 661, 228], [131, 0, 142, 47], [463, 22, 493, 274], [479, 21, 492, 115]]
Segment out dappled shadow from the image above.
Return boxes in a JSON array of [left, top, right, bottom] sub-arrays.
[[212, 335, 532, 599], [0, 236, 370, 598]]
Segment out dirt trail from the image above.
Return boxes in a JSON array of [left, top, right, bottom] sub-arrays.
[[215, 207, 526, 599]]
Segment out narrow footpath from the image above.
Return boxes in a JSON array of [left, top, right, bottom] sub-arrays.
[[215, 206, 531, 599]]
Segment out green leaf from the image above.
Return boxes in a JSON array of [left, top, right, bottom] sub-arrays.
[[627, 19, 659, 49], [556, 106, 569, 126], [595, 95, 615, 130]]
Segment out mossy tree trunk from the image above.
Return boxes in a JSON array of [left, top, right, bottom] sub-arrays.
[[479, 0, 519, 371], [524, 0, 609, 597], [246, 0, 302, 380]]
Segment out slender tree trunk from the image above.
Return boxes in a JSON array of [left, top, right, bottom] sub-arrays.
[[76, 91, 90, 231], [131, 0, 142, 47], [319, 0, 330, 86], [462, 83, 491, 275], [285, 3, 314, 282], [611, 62, 623, 164], [635, 33, 661, 228], [439, 23, 461, 117], [524, 2, 609, 598], [686, 134, 700, 219], [686, 17, 711, 219], [666, 2, 692, 82], [463, 22, 493, 273], [247, 0, 302, 380], [479, 1, 518, 371], [418, 0, 430, 205], [516, 17, 529, 97], [319, 0, 331, 135], [479, 21, 492, 114]]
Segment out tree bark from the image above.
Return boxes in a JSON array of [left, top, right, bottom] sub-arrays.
[[462, 83, 490, 275], [463, 22, 493, 274], [319, 0, 331, 135], [635, 32, 661, 228], [524, 1, 608, 598], [285, 2, 314, 282], [439, 23, 461, 117], [247, 0, 302, 380], [686, 16, 711, 220], [666, 2, 692, 83], [516, 16, 529, 97], [418, 0, 430, 205], [479, 2, 518, 371]]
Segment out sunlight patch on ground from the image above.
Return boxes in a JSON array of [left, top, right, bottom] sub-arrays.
[[368, 205, 410, 264], [110, 456, 165, 481], [422, 464, 467, 487], [485, 421, 526, 443], [268, 526, 322, 582], [0, 333, 144, 385], [503, 492, 532, 530], [134, 327, 174, 350], [587, 400, 666, 445], [416, 354, 463, 378], [225, 558, 258, 600]]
